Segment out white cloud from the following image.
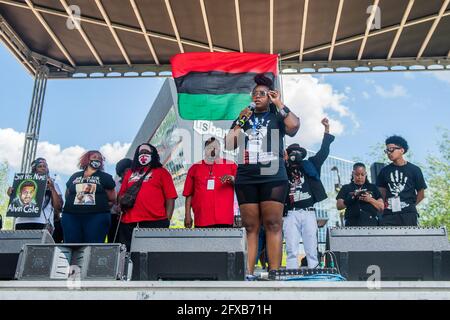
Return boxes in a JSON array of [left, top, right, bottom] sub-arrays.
[[0, 128, 23, 168], [362, 91, 371, 99], [432, 71, 450, 85], [282, 75, 358, 148], [374, 84, 407, 98], [37, 142, 86, 176], [0, 128, 130, 175], [100, 142, 132, 164]]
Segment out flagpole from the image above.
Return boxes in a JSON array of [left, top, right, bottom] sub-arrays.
[[277, 54, 284, 100], [277, 53, 287, 151]]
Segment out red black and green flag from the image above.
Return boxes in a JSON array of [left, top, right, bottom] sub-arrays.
[[170, 52, 278, 120]]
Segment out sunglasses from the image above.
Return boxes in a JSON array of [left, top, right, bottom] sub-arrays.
[[251, 90, 268, 97], [384, 147, 402, 154]]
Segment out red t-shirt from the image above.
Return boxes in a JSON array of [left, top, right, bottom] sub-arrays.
[[119, 167, 178, 223], [183, 159, 237, 227]]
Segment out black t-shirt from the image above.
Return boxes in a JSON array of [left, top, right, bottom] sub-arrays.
[[64, 170, 116, 214], [231, 110, 288, 184], [336, 182, 382, 219], [376, 162, 427, 214], [286, 168, 315, 209]]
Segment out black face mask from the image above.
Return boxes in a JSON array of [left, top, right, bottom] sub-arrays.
[[89, 160, 101, 169], [287, 149, 306, 167]]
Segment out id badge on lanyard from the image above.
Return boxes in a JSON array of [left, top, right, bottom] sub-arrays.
[[391, 196, 401, 212], [207, 178, 215, 190], [207, 165, 215, 190]]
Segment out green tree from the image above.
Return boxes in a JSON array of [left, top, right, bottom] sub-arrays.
[[419, 129, 450, 233]]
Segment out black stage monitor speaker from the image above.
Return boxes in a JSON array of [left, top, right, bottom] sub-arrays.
[[326, 227, 450, 280], [370, 162, 385, 185], [15, 243, 128, 281], [0, 230, 54, 280], [130, 228, 247, 280]]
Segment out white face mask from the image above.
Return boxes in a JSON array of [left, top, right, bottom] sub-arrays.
[[138, 153, 151, 166]]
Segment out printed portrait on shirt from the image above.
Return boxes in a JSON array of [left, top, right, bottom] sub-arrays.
[[74, 183, 97, 205]]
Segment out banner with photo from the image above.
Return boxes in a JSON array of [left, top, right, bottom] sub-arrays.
[[6, 173, 47, 217]]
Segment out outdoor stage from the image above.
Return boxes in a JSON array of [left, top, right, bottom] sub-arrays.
[[1, 281, 450, 300]]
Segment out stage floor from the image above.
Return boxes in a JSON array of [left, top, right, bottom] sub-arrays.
[[0, 281, 449, 300]]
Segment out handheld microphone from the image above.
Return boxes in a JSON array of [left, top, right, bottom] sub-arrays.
[[238, 102, 256, 127]]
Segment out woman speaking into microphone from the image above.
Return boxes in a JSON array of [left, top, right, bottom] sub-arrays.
[[225, 74, 300, 275]]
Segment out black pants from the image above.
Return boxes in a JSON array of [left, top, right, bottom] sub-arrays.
[[118, 219, 170, 251], [52, 220, 64, 243], [379, 213, 418, 226], [345, 212, 378, 227], [15, 223, 46, 230], [108, 214, 120, 243]]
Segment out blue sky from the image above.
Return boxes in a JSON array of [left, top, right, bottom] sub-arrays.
[[321, 70, 450, 163], [1, 43, 449, 187]]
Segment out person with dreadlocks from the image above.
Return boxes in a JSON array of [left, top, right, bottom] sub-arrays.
[[283, 118, 334, 269]]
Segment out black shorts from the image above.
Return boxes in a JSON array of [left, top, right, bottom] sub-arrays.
[[235, 180, 289, 205]]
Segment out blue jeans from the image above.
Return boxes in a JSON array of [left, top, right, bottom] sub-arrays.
[[62, 212, 111, 243]]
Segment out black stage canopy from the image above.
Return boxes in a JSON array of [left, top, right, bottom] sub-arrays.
[[0, 0, 449, 78]]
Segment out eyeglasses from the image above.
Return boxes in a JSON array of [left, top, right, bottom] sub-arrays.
[[251, 90, 268, 97], [384, 147, 402, 154]]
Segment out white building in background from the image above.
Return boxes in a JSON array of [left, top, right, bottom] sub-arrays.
[[129, 79, 355, 251]]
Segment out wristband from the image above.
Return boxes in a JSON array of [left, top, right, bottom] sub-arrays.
[[279, 105, 291, 118]]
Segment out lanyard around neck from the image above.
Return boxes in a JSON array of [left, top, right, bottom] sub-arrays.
[[207, 163, 214, 176]]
